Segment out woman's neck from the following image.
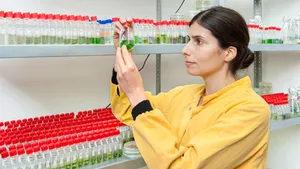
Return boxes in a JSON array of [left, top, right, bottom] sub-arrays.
[[203, 70, 236, 96]]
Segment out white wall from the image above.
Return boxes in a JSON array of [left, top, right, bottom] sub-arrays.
[[0, 0, 299, 168]]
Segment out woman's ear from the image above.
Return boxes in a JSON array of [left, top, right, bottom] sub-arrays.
[[224, 46, 237, 63]]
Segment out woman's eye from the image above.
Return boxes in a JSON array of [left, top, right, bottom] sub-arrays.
[[195, 39, 204, 45]]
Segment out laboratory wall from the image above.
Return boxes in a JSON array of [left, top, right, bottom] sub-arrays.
[[0, 0, 299, 169]]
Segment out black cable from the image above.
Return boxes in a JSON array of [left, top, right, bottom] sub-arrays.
[[105, 54, 151, 108], [138, 54, 150, 71], [175, 0, 186, 14]]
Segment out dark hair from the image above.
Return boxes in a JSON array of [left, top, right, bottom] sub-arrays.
[[189, 6, 254, 75]]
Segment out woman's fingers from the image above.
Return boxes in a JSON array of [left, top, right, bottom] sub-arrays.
[[121, 45, 134, 67], [116, 47, 125, 69], [114, 21, 125, 32]]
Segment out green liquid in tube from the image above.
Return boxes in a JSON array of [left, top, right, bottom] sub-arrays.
[[120, 40, 135, 51], [102, 153, 108, 162], [71, 162, 77, 169], [77, 159, 83, 168], [107, 152, 113, 160]]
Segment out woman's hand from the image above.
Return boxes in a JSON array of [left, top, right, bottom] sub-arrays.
[[113, 19, 134, 49], [115, 45, 147, 108]]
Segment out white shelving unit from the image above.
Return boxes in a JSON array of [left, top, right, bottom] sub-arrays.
[[270, 118, 300, 131], [1, 44, 300, 58], [80, 157, 146, 169]]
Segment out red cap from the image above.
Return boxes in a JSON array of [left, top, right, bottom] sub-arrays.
[[13, 12, 23, 19], [54, 14, 61, 20], [83, 16, 89, 21], [32, 142, 39, 148], [87, 136, 93, 141], [33, 146, 40, 153], [46, 14, 53, 20], [91, 16, 97, 21], [1, 151, 9, 159], [67, 15, 75, 21], [0, 11, 4, 17], [24, 143, 31, 149], [10, 149, 17, 157], [17, 148, 25, 155], [0, 140, 4, 146], [0, 147, 6, 154], [11, 138, 18, 144], [48, 143, 55, 150], [26, 148, 33, 155], [22, 12, 30, 19], [9, 145, 16, 151], [17, 144, 23, 149], [55, 142, 61, 149], [41, 145, 48, 152], [5, 11, 13, 18]]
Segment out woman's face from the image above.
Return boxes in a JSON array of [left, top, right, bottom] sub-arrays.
[[182, 23, 227, 77]]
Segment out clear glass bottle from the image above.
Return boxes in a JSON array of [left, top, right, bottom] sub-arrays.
[[33, 146, 45, 169], [69, 15, 78, 44], [17, 148, 27, 169], [82, 137, 91, 166], [296, 15, 300, 44], [70, 138, 79, 169], [76, 138, 85, 168], [0, 11, 5, 45], [172, 21, 179, 44], [25, 148, 37, 169], [49, 143, 59, 169], [14, 12, 25, 45], [62, 15, 71, 44], [23, 12, 33, 45], [40, 145, 51, 169], [149, 19, 156, 44], [31, 13, 41, 45], [10, 149, 20, 168], [1, 151, 12, 168], [99, 20, 105, 44], [95, 134, 104, 163], [47, 14, 56, 44], [63, 140, 72, 169], [141, 19, 149, 44], [39, 13, 49, 44], [119, 21, 135, 51], [90, 16, 98, 44], [132, 18, 140, 44], [282, 16, 292, 44], [55, 14, 64, 44], [155, 22, 161, 44], [76, 15, 86, 44], [160, 21, 167, 44], [56, 142, 66, 169], [87, 135, 97, 165], [83, 16, 91, 44], [5, 11, 16, 45]]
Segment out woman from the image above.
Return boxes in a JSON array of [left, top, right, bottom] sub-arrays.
[[110, 6, 270, 169]]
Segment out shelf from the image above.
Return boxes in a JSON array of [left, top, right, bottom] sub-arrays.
[[0, 44, 184, 58], [1, 44, 300, 58], [249, 44, 300, 51], [81, 157, 146, 169], [270, 117, 300, 131]]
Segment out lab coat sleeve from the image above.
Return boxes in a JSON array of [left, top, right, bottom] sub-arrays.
[[110, 69, 184, 126], [132, 101, 270, 169]]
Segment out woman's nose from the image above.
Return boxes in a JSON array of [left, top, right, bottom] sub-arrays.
[[181, 43, 191, 57]]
